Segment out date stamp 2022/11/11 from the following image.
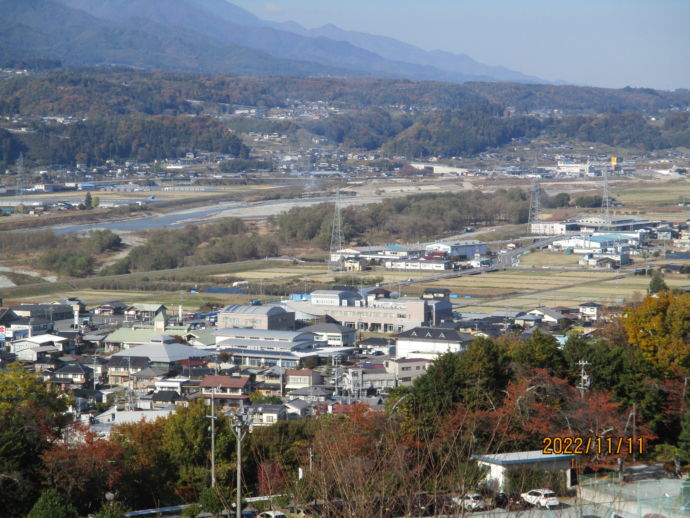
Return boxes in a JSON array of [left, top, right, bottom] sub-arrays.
[[542, 436, 645, 456]]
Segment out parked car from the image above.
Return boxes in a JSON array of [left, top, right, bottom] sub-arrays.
[[493, 492, 528, 510], [452, 493, 486, 511], [258, 512, 287, 518], [521, 489, 560, 509]]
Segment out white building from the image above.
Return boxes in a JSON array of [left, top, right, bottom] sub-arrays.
[[395, 327, 473, 360], [384, 259, 450, 271], [425, 240, 490, 259], [472, 450, 575, 491], [530, 221, 579, 235]]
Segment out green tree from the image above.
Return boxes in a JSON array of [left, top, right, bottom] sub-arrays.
[[84, 191, 93, 210], [649, 270, 669, 294], [0, 364, 68, 517], [679, 411, 690, 463], [26, 489, 78, 518], [93, 502, 127, 518], [511, 330, 567, 378], [199, 487, 226, 517]]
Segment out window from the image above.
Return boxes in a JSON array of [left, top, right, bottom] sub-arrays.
[[401, 366, 411, 371]]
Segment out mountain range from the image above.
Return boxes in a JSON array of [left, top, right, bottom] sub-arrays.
[[0, 0, 546, 84]]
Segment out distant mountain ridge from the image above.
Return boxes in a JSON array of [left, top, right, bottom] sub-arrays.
[[1, 0, 548, 84]]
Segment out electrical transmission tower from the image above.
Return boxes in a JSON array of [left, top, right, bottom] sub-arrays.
[[329, 189, 344, 271], [15, 153, 24, 210], [602, 165, 612, 226], [528, 176, 542, 228]]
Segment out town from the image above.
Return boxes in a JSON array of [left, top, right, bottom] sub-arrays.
[[1, 17, 690, 518]]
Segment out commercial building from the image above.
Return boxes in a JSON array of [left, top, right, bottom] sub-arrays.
[[395, 326, 473, 359], [217, 304, 295, 330]]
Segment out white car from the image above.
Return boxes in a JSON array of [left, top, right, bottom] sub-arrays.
[[258, 512, 287, 518], [452, 493, 486, 511], [521, 489, 560, 509]]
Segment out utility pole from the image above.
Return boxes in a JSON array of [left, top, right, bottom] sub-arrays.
[[231, 407, 253, 518], [206, 388, 218, 488], [576, 359, 591, 398]]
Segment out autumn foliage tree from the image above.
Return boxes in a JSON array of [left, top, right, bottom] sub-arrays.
[[623, 291, 690, 374], [40, 428, 125, 516], [0, 363, 68, 518]]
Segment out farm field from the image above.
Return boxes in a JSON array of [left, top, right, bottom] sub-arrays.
[[440, 269, 690, 312]]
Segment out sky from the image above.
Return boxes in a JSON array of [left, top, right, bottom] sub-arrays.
[[230, 0, 690, 91]]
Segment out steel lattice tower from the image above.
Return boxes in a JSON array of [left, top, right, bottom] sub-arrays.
[[15, 153, 23, 204], [602, 166, 612, 226], [329, 189, 344, 271], [528, 176, 542, 227]]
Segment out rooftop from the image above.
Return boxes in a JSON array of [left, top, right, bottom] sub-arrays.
[[472, 450, 575, 465]]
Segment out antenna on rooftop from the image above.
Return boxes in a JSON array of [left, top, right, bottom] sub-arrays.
[[329, 189, 344, 271]]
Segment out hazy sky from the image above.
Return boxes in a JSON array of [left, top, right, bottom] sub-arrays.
[[230, 0, 690, 91]]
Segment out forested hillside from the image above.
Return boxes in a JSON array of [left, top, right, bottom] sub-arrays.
[[2, 69, 690, 167]]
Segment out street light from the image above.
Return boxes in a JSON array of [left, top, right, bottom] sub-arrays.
[[231, 406, 254, 518]]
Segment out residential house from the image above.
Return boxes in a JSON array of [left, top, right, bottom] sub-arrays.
[[16, 345, 60, 363], [132, 366, 169, 390], [285, 369, 322, 391], [151, 390, 184, 408], [124, 303, 167, 321], [106, 356, 149, 385], [343, 257, 366, 271], [342, 364, 396, 396], [421, 288, 452, 301], [49, 363, 93, 391], [285, 398, 310, 418], [579, 302, 603, 323], [528, 307, 570, 328], [155, 376, 197, 397], [252, 367, 284, 397], [93, 302, 127, 316], [383, 358, 431, 386], [10, 334, 69, 355], [287, 386, 334, 403], [199, 375, 251, 406], [252, 404, 287, 427]]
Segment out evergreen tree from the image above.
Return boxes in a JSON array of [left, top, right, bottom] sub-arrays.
[[26, 490, 78, 518], [649, 270, 669, 293], [84, 191, 93, 210], [679, 411, 690, 463]]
